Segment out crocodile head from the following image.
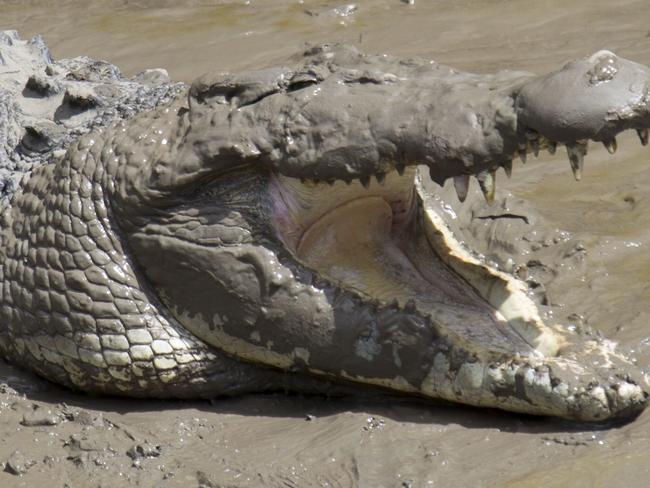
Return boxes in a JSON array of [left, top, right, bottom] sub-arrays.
[[111, 45, 650, 421]]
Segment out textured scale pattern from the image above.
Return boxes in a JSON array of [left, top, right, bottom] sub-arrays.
[[0, 113, 278, 397]]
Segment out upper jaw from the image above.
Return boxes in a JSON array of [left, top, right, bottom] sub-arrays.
[[186, 47, 650, 201], [516, 50, 650, 145]]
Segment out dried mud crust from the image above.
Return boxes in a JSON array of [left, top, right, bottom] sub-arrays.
[[0, 30, 184, 205]]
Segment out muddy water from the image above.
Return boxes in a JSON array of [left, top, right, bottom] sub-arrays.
[[2, 1, 650, 487]]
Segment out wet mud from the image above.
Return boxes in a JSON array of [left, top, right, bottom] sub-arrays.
[[2, 1, 650, 486]]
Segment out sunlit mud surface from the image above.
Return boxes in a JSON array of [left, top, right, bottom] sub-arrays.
[[2, 1, 650, 486]]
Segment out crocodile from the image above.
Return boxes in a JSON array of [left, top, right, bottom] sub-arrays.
[[1, 31, 649, 421]]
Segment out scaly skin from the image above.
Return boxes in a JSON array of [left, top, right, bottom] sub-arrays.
[[1, 42, 649, 420]]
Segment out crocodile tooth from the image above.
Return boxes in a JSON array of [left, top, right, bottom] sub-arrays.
[[517, 143, 527, 164], [404, 299, 417, 313], [603, 138, 617, 154], [453, 174, 470, 202], [375, 172, 386, 185], [530, 139, 540, 157], [502, 159, 513, 178], [538, 135, 549, 150], [477, 170, 495, 204], [360, 175, 371, 189], [396, 163, 406, 175], [566, 141, 588, 181], [637, 128, 649, 146], [547, 141, 557, 155]]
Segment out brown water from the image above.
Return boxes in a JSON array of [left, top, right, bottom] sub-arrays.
[[2, 1, 650, 487]]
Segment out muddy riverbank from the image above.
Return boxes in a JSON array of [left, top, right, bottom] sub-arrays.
[[1, 1, 650, 486]]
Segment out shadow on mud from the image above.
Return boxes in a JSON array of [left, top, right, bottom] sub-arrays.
[[1, 357, 634, 437]]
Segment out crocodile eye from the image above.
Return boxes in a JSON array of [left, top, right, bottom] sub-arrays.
[[287, 71, 321, 92]]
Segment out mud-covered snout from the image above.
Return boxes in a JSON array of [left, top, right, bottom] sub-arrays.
[[516, 51, 650, 143]]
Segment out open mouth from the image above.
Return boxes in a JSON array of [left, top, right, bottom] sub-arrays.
[[270, 166, 558, 360], [259, 126, 650, 421], [123, 45, 650, 420]]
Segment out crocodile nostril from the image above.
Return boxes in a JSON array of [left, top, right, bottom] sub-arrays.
[[588, 53, 619, 85]]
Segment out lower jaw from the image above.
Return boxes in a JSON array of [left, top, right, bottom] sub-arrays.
[[266, 167, 648, 420]]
